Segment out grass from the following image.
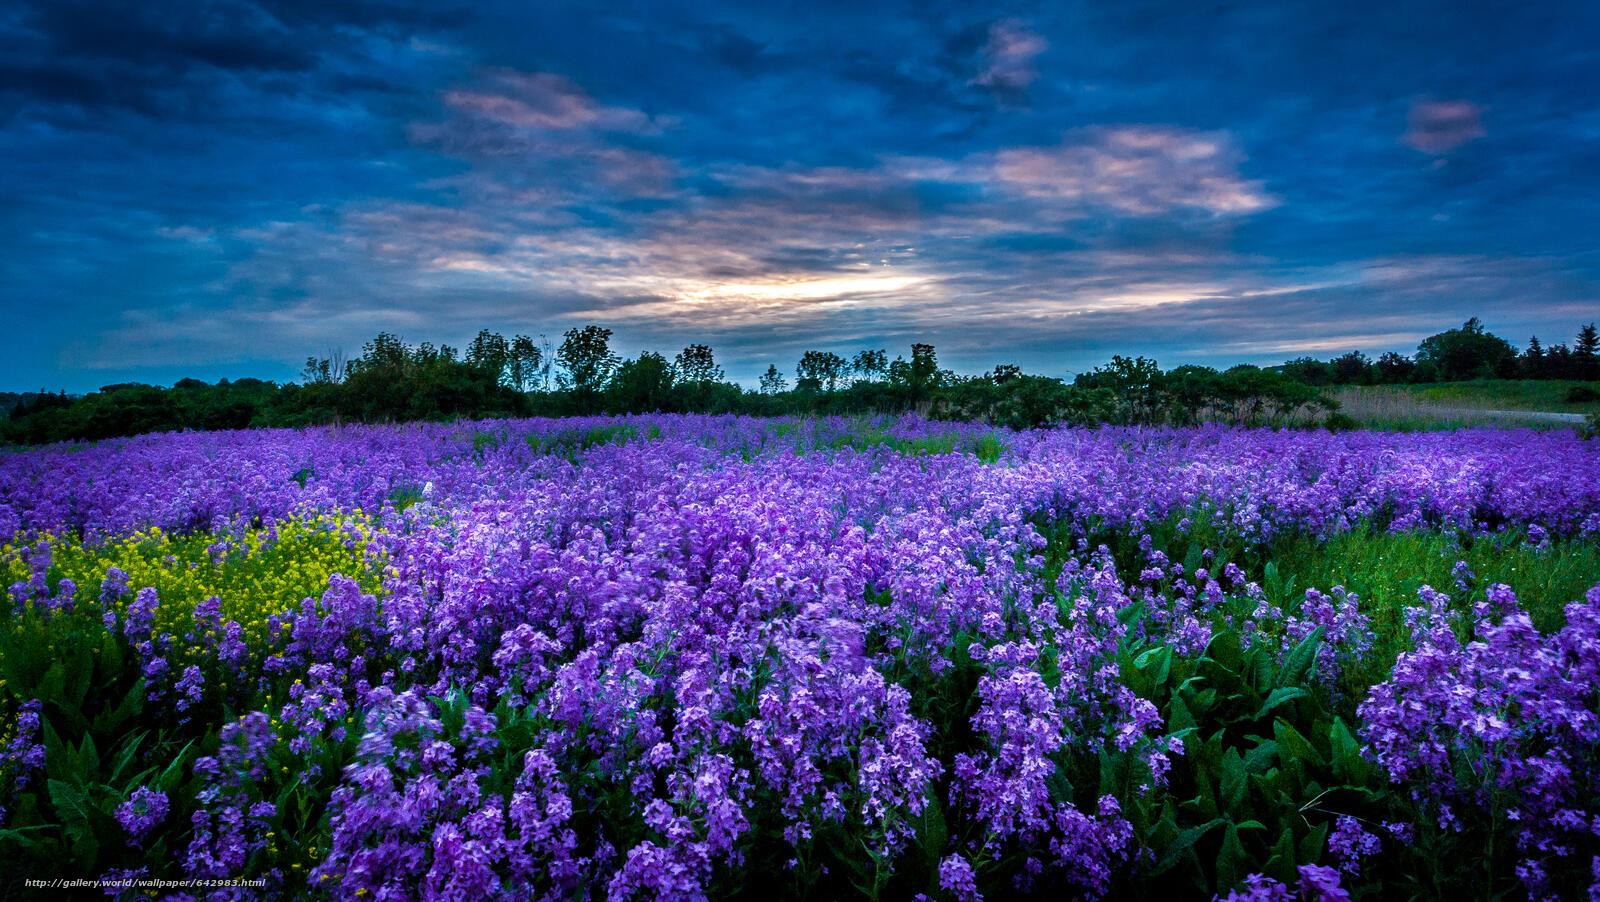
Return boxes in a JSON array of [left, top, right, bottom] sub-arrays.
[[1062, 507, 1600, 688], [525, 423, 638, 459], [1328, 380, 1600, 430], [1263, 527, 1600, 686], [813, 423, 1009, 462]]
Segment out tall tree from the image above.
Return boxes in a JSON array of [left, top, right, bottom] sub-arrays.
[[556, 326, 619, 404], [1375, 352, 1416, 383], [609, 352, 675, 412], [1576, 323, 1599, 379], [1415, 318, 1517, 382], [466, 330, 511, 383], [1330, 351, 1374, 385], [758, 365, 787, 394], [1521, 336, 1546, 380], [851, 349, 887, 383], [673, 344, 724, 384], [795, 351, 848, 392], [508, 335, 542, 392]]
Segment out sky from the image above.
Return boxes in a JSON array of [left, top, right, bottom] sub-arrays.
[[4, 0, 1599, 392]]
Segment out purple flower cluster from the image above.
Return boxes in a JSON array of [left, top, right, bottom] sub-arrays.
[[116, 786, 169, 846], [3, 415, 1598, 896], [1, 699, 46, 825], [1360, 584, 1600, 894], [1220, 864, 1349, 900], [187, 712, 279, 879], [2, 417, 1596, 542]]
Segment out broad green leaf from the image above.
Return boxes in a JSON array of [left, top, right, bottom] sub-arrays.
[[1253, 687, 1308, 721]]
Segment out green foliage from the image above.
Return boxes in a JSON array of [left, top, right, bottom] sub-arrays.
[[526, 424, 638, 460], [1117, 614, 1393, 898], [12, 319, 1600, 448], [556, 326, 620, 406], [1266, 527, 1600, 649]]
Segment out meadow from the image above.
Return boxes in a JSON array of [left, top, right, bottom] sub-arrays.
[[1327, 380, 1600, 431], [1, 415, 1598, 900]]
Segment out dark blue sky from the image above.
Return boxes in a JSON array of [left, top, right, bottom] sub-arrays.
[[4, 0, 1598, 391]]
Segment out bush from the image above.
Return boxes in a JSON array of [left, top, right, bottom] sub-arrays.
[[1322, 413, 1360, 432], [1581, 412, 1600, 440]]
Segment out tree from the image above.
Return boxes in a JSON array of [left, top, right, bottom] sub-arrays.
[[508, 335, 542, 392], [300, 348, 348, 386], [890, 342, 944, 406], [609, 352, 675, 412], [851, 349, 887, 383], [1576, 323, 1599, 380], [795, 351, 848, 393], [1075, 355, 1164, 424], [673, 344, 723, 384], [466, 330, 511, 384], [1521, 336, 1546, 380], [1547, 343, 1575, 380], [991, 363, 1023, 384], [354, 332, 410, 374], [1415, 318, 1517, 382], [758, 365, 787, 394], [556, 326, 619, 406], [1375, 352, 1416, 383], [1281, 357, 1333, 386], [1330, 351, 1373, 385]]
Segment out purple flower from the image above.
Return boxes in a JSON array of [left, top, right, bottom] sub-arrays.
[[116, 787, 169, 846], [1327, 816, 1381, 875], [940, 853, 982, 902]]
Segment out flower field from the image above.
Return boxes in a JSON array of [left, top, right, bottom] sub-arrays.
[[2, 416, 1599, 899]]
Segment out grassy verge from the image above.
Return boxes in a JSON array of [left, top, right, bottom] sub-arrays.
[[1327, 380, 1600, 430]]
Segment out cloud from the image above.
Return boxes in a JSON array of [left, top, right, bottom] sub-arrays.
[[0, 0, 460, 125], [441, 68, 655, 132], [989, 127, 1277, 216], [1404, 100, 1484, 154], [970, 19, 1047, 93], [411, 68, 679, 198]]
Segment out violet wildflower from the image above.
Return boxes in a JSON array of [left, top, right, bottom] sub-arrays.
[[116, 786, 169, 846]]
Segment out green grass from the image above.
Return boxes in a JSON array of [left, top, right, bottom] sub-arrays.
[[1264, 528, 1600, 685], [1056, 508, 1600, 687], [813, 423, 1009, 462], [1396, 379, 1600, 412], [1328, 380, 1600, 430], [524, 423, 637, 459]]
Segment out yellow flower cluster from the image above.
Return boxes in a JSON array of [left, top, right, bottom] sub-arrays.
[[2, 513, 387, 661]]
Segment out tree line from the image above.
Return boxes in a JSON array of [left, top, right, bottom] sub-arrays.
[[1278, 318, 1599, 387], [4, 318, 1596, 445]]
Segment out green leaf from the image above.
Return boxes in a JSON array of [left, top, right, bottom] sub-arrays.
[[918, 792, 948, 878], [1329, 717, 1370, 784], [1274, 627, 1324, 691], [1253, 687, 1308, 721], [1243, 739, 1280, 774], [1220, 748, 1247, 811], [1149, 817, 1225, 876], [1167, 693, 1198, 735], [1298, 821, 1330, 863], [92, 679, 146, 735], [76, 732, 100, 779], [157, 740, 195, 792], [1265, 824, 1298, 884], [37, 662, 66, 708], [1216, 823, 1249, 894], [47, 778, 94, 861]]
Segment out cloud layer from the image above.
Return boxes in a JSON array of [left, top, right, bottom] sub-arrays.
[[4, 0, 1599, 390]]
